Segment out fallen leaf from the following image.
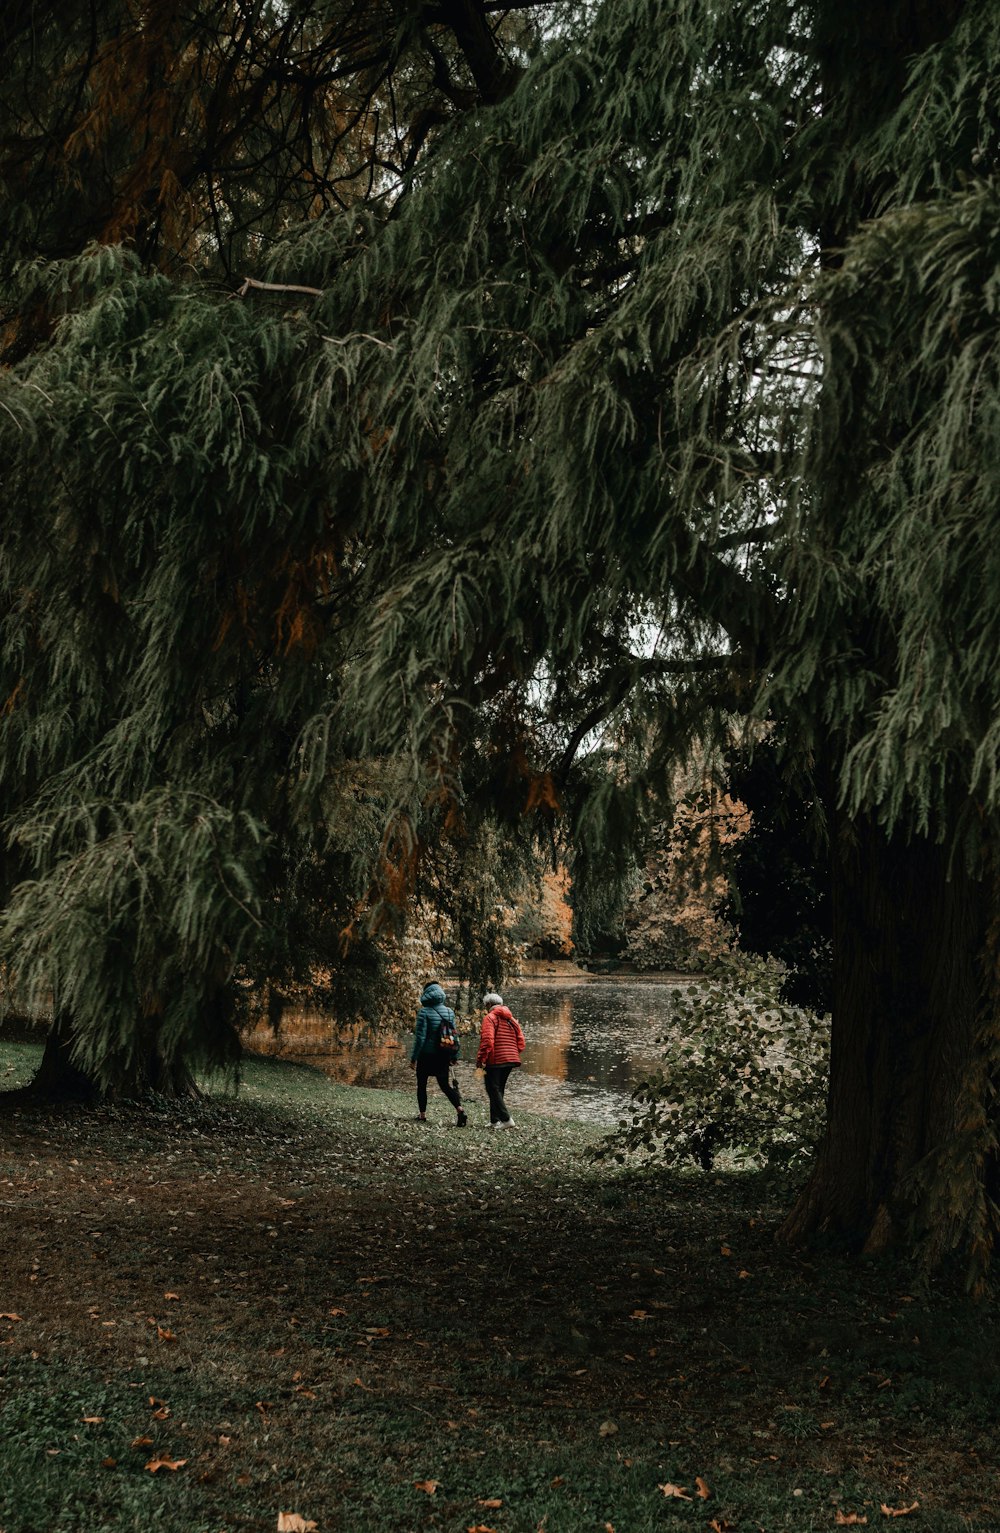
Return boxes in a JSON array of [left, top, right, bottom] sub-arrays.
[[466, 1526, 497, 1533], [477, 1499, 502, 1508], [835, 1515, 868, 1527], [131, 1436, 153, 1448], [151, 1406, 170, 1421], [156, 1326, 176, 1344], [550, 1476, 564, 1487], [327, 1308, 348, 1316], [658, 1483, 693, 1500], [276, 1515, 317, 1533], [738, 1269, 750, 1279], [695, 1476, 711, 1499], [144, 1457, 187, 1473], [720, 1245, 732, 1257], [881, 1505, 919, 1519], [0, 1313, 22, 1322], [365, 1327, 390, 1337], [81, 1415, 104, 1424], [599, 1420, 619, 1437], [149, 1395, 167, 1407], [255, 1401, 271, 1416], [629, 1309, 649, 1320], [101, 1457, 117, 1469], [709, 1520, 736, 1533], [414, 1480, 439, 1494], [164, 1292, 180, 1301], [820, 1420, 836, 1430]]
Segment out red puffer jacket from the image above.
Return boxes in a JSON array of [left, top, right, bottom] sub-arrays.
[[476, 1006, 526, 1067]]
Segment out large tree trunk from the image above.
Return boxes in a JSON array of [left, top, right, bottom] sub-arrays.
[[28, 1008, 101, 1103], [13, 1008, 201, 1104], [781, 811, 1000, 1267]]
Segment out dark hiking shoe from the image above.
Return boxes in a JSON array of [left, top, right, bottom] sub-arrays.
[[456, 1109, 468, 1127]]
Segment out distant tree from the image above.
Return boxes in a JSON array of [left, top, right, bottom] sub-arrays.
[[624, 782, 748, 975]]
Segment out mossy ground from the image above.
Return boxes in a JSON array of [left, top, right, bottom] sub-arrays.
[[0, 1041, 996, 1531]]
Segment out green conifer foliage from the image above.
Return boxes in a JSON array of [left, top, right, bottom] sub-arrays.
[[3, 0, 1000, 1266]]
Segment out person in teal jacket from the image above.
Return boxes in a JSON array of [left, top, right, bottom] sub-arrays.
[[409, 981, 467, 1126]]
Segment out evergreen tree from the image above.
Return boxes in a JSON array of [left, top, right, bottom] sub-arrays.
[[3, 0, 1000, 1272]]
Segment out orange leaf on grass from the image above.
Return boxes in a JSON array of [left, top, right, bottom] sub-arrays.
[[477, 1499, 502, 1508], [276, 1515, 317, 1532], [658, 1483, 693, 1499], [156, 1326, 176, 1343], [131, 1436, 153, 1448], [151, 1406, 170, 1421], [81, 1416, 104, 1424], [467, 1525, 497, 1533], [413, 1480, 439, 1494], [835, 1514, 868, 1526], [145, 1458, 187, 1473], [881, 1505, 919, 1519], [0, 1313, 22, 1321], [695, 1476, 711, 1499], [164, 1292, 180, 1301], [101, 1457, 117, 1469], [709, 1520, 736, 1533]]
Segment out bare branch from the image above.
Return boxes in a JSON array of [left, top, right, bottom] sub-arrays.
[[236, 276, 325, 298]]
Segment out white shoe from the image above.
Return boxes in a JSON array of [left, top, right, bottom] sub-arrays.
[[496, 1118, 516, 1129]]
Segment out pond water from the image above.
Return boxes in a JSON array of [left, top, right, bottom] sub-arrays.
[[248, 979, 687, 1126]]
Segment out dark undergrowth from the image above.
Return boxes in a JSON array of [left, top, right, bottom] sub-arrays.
[[0, 1041, 996, 1532]]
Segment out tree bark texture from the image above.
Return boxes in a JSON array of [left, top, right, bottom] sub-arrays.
[[781, 811, 999, 1261]]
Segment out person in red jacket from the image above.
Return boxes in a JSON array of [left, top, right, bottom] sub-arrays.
[[476, 991, 526, 1128]]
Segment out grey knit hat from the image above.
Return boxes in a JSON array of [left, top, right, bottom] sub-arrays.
[[483, 991, 503, 1008]]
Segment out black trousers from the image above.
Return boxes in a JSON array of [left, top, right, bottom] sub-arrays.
[[416, 1052, 462, 1114], [483, 1063, 517, 1123]]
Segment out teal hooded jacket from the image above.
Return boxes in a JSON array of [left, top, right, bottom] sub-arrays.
[[411, 982, 456, 1062]]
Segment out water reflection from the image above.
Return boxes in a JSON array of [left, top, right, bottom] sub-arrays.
[[506, 981, 679, 1124], [246, 980, 683, 1126]]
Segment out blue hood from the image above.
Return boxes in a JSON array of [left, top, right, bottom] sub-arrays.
[[420, 982, 447, 1007]]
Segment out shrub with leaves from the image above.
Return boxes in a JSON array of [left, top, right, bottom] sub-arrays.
[[595, 961, 830, 1171]]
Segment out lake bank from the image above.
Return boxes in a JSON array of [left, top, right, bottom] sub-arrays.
[[245, 978, 694, 1124]]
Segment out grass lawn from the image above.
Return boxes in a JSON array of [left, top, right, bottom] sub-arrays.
[[0, 1039, 997, 1532]]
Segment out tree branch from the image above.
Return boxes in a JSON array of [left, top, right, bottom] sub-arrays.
[[236, 277, 324, 298]]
